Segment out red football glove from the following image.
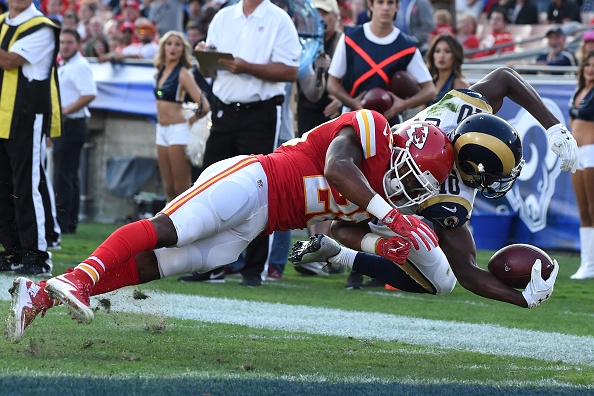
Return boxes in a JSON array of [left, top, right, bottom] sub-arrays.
[[375, 236, 412, 265], [381, 208, 438, 251]]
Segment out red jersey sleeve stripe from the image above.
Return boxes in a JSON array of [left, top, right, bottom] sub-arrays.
[[356, 110, 376, 159]]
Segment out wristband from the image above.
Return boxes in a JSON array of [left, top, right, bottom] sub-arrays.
[[521, 290, 536, 309], [366, 194, 393, 220], [361, 233, 382, 254]]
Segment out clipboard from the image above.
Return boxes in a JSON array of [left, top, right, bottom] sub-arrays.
[[193, 50, 234, 71]]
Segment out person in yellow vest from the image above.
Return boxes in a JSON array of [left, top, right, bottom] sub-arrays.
[[0, 0, 62, 275]]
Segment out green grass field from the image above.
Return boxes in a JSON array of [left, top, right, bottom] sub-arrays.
[[1, 222, 593, 396]]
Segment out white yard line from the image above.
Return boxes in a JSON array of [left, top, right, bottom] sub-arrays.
[[1, 276, 593, 367]]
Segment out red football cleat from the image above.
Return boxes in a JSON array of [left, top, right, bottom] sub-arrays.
[[46, 271, 94, 324], [6, 277, 55, 344]]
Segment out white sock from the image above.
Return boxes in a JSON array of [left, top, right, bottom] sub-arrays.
[[327, 247, 357, 270]]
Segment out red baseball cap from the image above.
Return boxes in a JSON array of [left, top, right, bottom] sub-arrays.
[[123, 0, 140, 10]]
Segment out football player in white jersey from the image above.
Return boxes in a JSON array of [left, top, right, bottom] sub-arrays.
[[290, 67, 579, 309]]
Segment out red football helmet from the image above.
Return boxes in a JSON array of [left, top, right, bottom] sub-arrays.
[[383, 120, 454, 209]]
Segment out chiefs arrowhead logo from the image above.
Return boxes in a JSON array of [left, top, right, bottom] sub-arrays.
[[405, 124, 429, 150]]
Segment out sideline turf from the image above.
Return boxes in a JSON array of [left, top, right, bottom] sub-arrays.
[[0, 222, 592, 395]]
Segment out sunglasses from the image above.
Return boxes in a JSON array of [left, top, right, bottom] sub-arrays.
[[138, 27, 154, 35]]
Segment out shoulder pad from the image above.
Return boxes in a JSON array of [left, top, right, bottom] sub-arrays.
[[418, 196, 472, 229], [352, 109, 390, 159]]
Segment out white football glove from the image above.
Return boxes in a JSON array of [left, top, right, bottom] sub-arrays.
[[547, 124, 579, 173], [521, 259, 560, 309]]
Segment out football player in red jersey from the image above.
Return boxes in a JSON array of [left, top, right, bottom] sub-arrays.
[[7, 109, 454, 343], [291, 67, 578, 309]]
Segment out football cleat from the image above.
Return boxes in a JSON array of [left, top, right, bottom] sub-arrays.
[[15, 251, 53, 276], [46, 271, 94, 324], [345, 271, 364, 290], [6, 277, 55, 344], [289, 234, 341, 267]]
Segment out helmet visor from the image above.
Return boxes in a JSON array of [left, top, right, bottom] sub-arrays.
[[476, 158, 525, 199]]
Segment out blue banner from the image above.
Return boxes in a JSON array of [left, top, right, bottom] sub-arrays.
[[89, 62, 157, 117], [470, 83, 579, 251]]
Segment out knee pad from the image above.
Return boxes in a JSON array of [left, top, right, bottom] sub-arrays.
[[171, 201, 216, 246], [407, 246, 457, 295], [208, 180, 250, 221], [171, 180, 255, 247]]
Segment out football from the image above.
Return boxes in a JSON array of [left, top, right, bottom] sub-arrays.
[[389, 70, 419, 99], [487, 244, 555, 289], [361, 87, 393, 114]]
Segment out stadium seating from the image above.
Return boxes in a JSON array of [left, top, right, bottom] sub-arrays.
[[509, 24, 533, 42]]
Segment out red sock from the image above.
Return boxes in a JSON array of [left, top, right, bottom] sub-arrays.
[[90, 256, 140, 296], [76, 219, 158, 285]]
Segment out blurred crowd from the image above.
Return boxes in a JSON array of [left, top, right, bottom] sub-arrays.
[[0, 0, 589, 64], [0, 0, 592, 62]]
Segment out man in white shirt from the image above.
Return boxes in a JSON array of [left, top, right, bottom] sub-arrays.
[[0, 0, 62, 275], [180, 0, 301, 286], [53, 27, 97, 234]]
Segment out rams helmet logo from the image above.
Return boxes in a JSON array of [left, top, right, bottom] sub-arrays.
[[452, 114, 524, 199]]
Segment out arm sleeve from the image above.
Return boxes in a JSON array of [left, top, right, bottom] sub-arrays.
[[72, 62, 98, 96], [271, 13, 301, 67], [328, 34, 347, 79], [10, 27, 54, 66], [406, 49, 432, 84], [205, 11, 221, 48]]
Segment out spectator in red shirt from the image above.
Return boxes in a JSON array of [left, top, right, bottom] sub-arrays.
[[114, 0, 141, 24], [41, 0, 69, 16], [474, 7, 515, 58], [337, 0, 351, 26], [98, 20, 137, 62], [429, 9, 455, 41], [99, 18, 158, 62]]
